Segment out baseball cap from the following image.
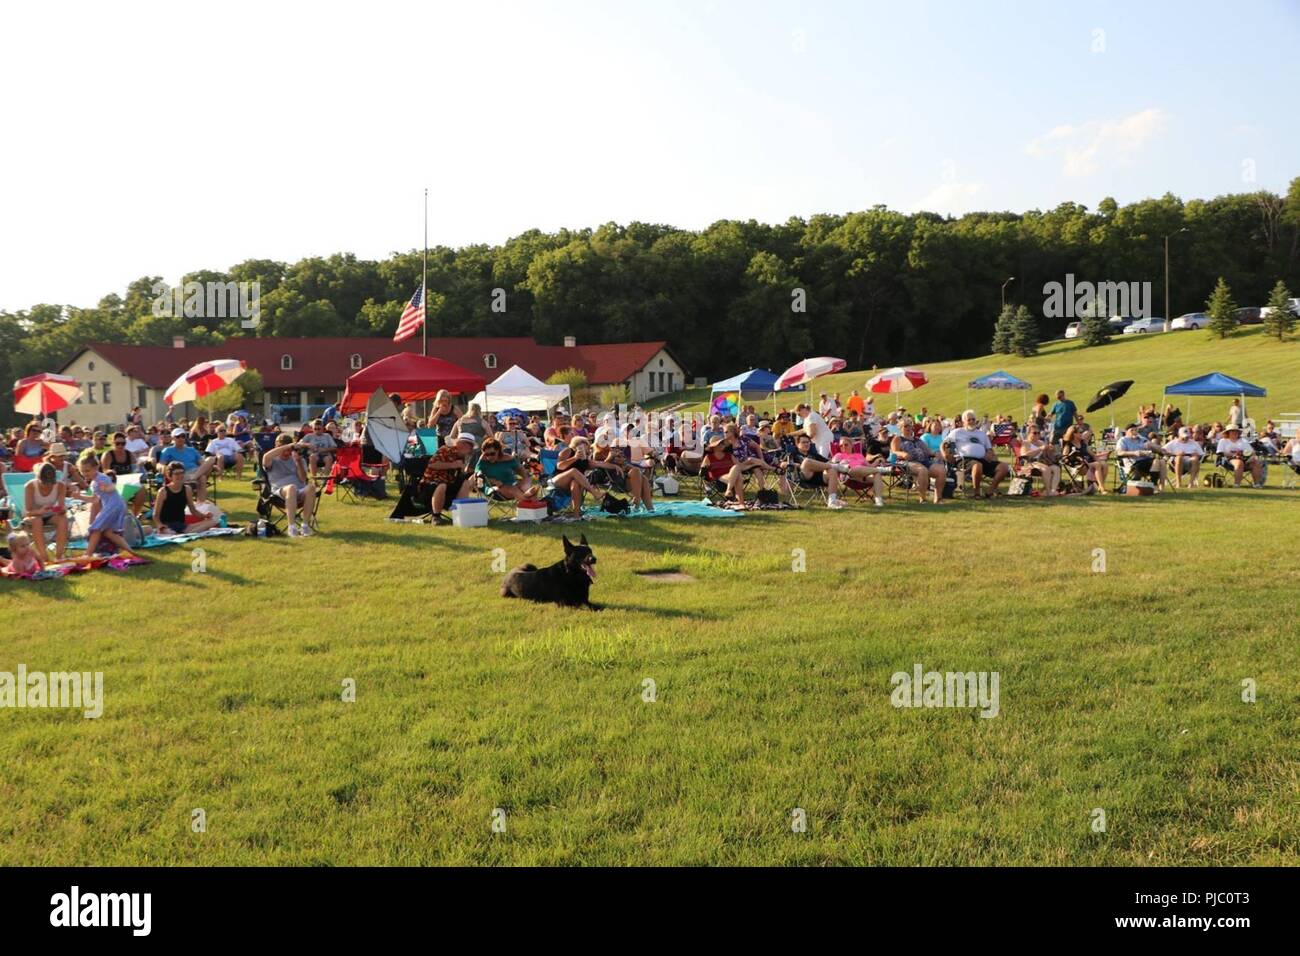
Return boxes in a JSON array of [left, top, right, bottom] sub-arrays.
[[171, 428, 186, 438]]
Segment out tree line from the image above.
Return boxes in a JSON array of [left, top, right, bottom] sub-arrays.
[[2, 178, 1298, 424]]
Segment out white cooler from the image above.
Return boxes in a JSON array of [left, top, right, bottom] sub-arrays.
[[449, 497, 489, 527], [515, 499, 547, 522]]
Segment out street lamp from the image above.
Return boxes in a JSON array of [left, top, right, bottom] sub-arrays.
[[1001, 276, 1016, 309], [1163, 228, 1188, 332]]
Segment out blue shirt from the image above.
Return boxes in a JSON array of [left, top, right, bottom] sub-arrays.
[[160, 445, 202, 470], [1050, 399, 1077, 433]]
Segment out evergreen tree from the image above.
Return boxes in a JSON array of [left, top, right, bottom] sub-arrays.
[[1262, 280, 1296, 340], [1205, 278, 1238, 339], [1081, 311, 1110, 346], [990, 305, 1014, 353], [1009, 305, 1039, 357]]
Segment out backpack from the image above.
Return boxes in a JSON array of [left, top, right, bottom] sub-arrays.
[[1008, 476, 1032, 496], [654, 475, 680, 495]]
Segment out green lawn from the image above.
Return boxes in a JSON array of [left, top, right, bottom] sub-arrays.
[[2, 471, 1297, 865], [4, 328, 1298, 866]]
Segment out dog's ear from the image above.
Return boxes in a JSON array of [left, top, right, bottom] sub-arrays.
[[579, 534, 589, 547], [562, 535, 573, 553]]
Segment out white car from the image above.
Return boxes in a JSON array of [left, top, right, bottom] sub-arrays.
[[1064, 322, 1081, 339], [1170, 312, 1209, 330], [1260, 298, 1300, 320], [1122, 317, 1166, 335]]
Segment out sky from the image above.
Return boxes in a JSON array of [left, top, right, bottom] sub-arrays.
[[1, 0, 1297, 312]]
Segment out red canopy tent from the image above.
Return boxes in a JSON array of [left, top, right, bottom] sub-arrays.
[[339, 352, 486, 414]]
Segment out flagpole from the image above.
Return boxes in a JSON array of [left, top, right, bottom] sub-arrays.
[[422, 187, 428, 359]]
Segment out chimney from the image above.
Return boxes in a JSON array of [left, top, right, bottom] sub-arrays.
[[172, 336, 186, 349], [563, 336, 576, 348]]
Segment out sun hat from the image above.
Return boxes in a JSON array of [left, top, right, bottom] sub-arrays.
[[454, 433, 478, 447], [47, 442, 68, 456], [171, 427, 186, 437]]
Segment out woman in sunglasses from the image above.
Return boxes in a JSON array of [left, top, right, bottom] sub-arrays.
[[101, 431, 136, 476]]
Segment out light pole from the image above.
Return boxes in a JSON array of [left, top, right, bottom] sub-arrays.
[[1001, 276, 1016, 310], [1163, 228, 1188, 332]]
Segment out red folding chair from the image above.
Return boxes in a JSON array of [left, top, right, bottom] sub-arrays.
[[324, 445, 388, 503]]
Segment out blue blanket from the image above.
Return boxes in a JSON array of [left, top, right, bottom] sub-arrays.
[[69, 527, 246, 550], [543, 500, 741, 522]]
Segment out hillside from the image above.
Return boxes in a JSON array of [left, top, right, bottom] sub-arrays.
[[653, 326, 1300, 426]]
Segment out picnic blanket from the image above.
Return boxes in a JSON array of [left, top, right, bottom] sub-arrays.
[[544, 500, 741, 522], [2, 552, 149, 581], [67, 527, 245, 551]]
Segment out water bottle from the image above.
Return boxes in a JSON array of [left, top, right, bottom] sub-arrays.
[[257, 518, 267, 537]]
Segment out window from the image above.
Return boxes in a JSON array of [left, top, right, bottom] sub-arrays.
[[350, 353, 363, 370], [138, 385, 148, 408], [88, 361, 96, 372], [102, 381, 111, 404], [484, 353, 497, 369], [659, 358, 664, 367], [86, 383, 96, 404], [281, 354, 293, 371], [667, 373, 674, 392]]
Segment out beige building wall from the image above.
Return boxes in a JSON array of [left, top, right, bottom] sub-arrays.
[[58, 349, 166, 429], [626, 349, 686, 403]]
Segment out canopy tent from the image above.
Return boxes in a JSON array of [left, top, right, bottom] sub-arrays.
[[339, 353, 486, 414], [966, 370, 1032, 421], [1163, 372, 1267, 433], [468, 364, 570, 413], [710, 368, 804, 395]]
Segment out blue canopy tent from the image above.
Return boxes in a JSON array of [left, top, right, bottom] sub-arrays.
[[967, 370, 1031, 421], [711, 367, 804, 417], [1164, 372, 1267, 432]]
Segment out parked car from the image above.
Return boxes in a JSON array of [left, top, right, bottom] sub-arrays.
[[1121, 317, 1166, 335], [1106, 315, 1131, 331], [1235, 307, 1264, 325], [1260, 298, 1300, 320], [1064, 322, 1081, 339], [1170, 312, 1208, 330]]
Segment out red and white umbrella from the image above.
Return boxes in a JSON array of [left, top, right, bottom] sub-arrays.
[[774, 357, 846, 391], [164, 358, 246, 406], [13, 373, 82, 416], [866, 367, 928, 394]]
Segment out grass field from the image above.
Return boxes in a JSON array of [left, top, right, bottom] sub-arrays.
[[2, 330, 1298, 866]]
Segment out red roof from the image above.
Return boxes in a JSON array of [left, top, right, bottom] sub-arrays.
[[71, 337, 679, 390]]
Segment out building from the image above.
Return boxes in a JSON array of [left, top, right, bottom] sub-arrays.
[[57, 335, 687, 426]]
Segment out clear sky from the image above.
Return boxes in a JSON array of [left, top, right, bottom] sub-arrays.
[[1, 0, 1296, 312]]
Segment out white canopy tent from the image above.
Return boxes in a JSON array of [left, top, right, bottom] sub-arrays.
[[469, 364, 571, 413]]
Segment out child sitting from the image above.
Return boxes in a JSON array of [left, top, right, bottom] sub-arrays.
[[3, 530, 45, 576]]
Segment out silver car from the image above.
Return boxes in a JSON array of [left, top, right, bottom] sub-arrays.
[[1170, 312, 1208, 330]]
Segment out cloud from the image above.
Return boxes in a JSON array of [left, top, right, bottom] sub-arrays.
[[912, 180, 986, 216], [1026, 108, 1168, 176]]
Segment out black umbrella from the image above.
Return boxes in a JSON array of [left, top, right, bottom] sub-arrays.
[[1086, 380, 1134, 414]]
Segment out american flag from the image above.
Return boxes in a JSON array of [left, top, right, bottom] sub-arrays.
[[393, 284, 426, 342]]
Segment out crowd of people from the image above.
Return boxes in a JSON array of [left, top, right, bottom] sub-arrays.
[[3, 384, 1298, 567]]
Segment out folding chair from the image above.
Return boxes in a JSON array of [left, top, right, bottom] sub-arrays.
[[781, 462, 830, 508], [251, 443, 320, 533], [323, 445, 388, 504]]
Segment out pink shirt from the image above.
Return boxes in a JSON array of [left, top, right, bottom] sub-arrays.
[[833, 451, 867, 469]]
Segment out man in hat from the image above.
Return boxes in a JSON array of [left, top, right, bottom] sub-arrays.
[[159, 427, 215, 501], [1115, 423, 1168, 491], [1215, 424, 1263, 487], [1160, 426, 1206, 489], [421, 432, 476, 525]]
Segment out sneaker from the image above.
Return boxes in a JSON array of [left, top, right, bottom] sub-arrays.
[[826, 495, 845, 510], [874, 496, 884, 508], [298, 523, 314, 537], [833, 462, 851, 474], [287, 525, 299, 537], [432, 513, 451, 526]]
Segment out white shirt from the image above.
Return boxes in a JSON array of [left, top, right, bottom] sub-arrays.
[[207, 437, 241, 458], [1162, 439, 1204, 457], [950, 427, 992, 459], [125, 438, 149, 456], [1216, 437, 1252, 457], [803, 411, 832, 458]]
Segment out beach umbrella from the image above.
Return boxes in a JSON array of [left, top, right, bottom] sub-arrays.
[[13, 373, 82, 416], [1085, 380, 1134, 414], [774, 357, 846, 391], [866, 367, 928, 394], [710, 391, 740, 418], [164, 359, 247, 407]]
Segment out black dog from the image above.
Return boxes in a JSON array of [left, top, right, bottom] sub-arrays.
[[501, 534, 600, 609]]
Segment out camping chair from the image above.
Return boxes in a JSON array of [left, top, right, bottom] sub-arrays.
[[3, 472, 33, 528], [251, 442, 320, 533], [1057, 447, 1092, 494], [1008, 439, 1046, 495], [324, 445, 388, 504], [781, 461, 831, 508]]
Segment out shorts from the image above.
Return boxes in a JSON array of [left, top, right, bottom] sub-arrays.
[[274, 482, 308, 497], [162, 519, 187, 534], [590, 468, 627, 491], [1127, 457, 1154, 478], [219, 455, 238, 468]]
